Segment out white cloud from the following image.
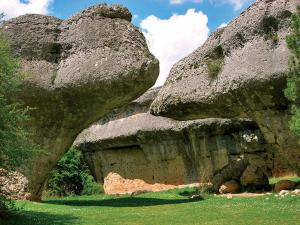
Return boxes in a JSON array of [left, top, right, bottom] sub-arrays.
[[0, 0, 53, 20], [218, 22, 227, 28], [170, 0, 203, 5], [141, 9, 209, 86]]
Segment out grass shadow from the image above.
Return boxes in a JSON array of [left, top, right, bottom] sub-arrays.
[[44, 197, 202, 208], [0, 210, 77, 225]]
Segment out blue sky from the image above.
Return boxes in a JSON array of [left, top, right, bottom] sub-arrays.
[[1, 0, 256, 86], [49, 0, 253, 32]]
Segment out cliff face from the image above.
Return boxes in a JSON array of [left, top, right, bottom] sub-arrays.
[[2, 4, 159, 200], [150, 0, 300, 175], [76, 88, 291, 195]]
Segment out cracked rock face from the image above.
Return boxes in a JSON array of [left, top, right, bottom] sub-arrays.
[[150, 0, 300, 175], [2, 4, 159, 200], [75, 88, 291, 195]]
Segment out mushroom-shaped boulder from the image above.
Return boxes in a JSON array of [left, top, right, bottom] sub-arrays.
[[3, 4, 159, 200], [151, 0, 300, 175]]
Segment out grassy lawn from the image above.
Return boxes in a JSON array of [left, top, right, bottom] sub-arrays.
[[1, 188, 300, 225]]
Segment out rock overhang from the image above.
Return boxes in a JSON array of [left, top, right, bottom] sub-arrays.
[[150, 0, 296, 119], [149, 0, 300, 175], [1, 3, 159, 200]]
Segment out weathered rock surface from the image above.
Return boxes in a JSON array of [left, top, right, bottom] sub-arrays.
[[151, 0, 300, 175], [76, 88, 288, 194], [2, 4, 159, 200]]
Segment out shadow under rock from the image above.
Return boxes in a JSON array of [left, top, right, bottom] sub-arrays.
[[0, 210, 77, 225], [43, 196, 202, 208]]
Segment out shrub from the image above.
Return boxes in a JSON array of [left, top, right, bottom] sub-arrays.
[[45, 147, 102, 197], [205, 45, 225, 77], [206, 58, 224, 77], [0, 16, 36, 218], [177, 185, 214, 199], [260, 16, 281, 44], [261, 16, 279, 35], [284, 6, 300, 138]]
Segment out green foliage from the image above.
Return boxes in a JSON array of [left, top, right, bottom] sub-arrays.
[[261, 16, 281, 44], [284, 6, 300, 139], [236, 32, 246, 44], [45, 147, 101, 197], [261, 16, 279, 35], [206, 58, 224, 77], [271, 34, 279, 44], [205, 45, 225, 77], [0, 31, 36, 171], [0, 21, 37, 217], [269, 176, 300, 185], [280, 10, 293, 19]]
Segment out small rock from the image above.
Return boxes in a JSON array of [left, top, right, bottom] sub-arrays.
[[292, 189, 300, 195], [279, 190, 289, 196], [274, 180, 296, 193], [227, 194, 233, 199], [219, 180, 240, 194]]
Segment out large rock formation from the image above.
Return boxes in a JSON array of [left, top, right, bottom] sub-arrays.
[[2, 4, 159, 200], [151, 0, 300, 175], [76, 88, 290, 195]]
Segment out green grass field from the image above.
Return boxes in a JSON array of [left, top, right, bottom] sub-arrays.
[[1, 187, 300, 225]]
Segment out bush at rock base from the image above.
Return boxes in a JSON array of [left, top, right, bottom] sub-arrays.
[[0, 16, 37, 217], [45, 147, 102, 197], [285, 6, 300, 139]]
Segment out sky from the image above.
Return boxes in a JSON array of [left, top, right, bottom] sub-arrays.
[[0, 0, 256, 86]]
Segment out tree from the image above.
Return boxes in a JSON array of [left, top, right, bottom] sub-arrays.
[[0, 16, 36, 217], [284, 6, 300, 138], [45, 147, 101, 197]]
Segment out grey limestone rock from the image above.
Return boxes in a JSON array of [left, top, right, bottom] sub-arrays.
[[150, 0, 300, 175], [75, 88, 286, 194], [2, 4, 159, 200]]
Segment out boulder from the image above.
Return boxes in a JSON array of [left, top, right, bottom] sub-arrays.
[[274, 180, 297, 193], [212, 158, 249, 191], [150, 0, 300, 175], [2, 4, 159, 200], [278, 190, 290, 197], [240, 165, 269, 190], [219, 180, 240, 194], [75, 88, 287, 194], [292, 189, 300, 195]]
